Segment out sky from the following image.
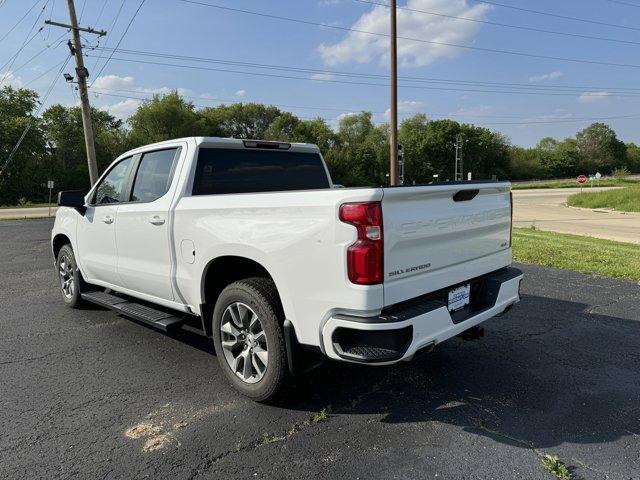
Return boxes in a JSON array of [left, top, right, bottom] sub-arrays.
[[1, 0, 640, 147]]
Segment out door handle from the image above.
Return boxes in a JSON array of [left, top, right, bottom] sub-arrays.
[[102, 215, 114, 224], [148, 215, 165, 226]]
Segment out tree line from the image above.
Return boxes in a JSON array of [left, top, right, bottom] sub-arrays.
[[1, 85, 638, 205]]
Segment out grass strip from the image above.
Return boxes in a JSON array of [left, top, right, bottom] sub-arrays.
[[513, 228, 640, 282], [566, 185, 640, 213]]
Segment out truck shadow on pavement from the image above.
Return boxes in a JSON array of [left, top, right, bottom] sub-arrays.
[[272, 293, 640, 453]]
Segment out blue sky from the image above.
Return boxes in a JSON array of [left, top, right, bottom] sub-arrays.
[[1, 0, 640, 147]]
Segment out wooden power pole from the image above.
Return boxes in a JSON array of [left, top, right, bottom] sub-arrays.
[[389, 0, 398, 186], [46, 0, 106, 186]]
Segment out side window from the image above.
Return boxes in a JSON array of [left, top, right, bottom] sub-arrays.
[[130, 148, 179, 203], [93, 157, 133, 205]]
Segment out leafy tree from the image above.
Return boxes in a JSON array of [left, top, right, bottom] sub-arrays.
[[41, 105, 129, 192], [399, 114, 434, 183], [325, 112, 388, 186], [509, 146, 545, 180], [129, 91, 206, 145], [0, 87, 46, 204], [626, 143, 640, 173], [200, 103, 282, 139], [575, 122, 626, 174]]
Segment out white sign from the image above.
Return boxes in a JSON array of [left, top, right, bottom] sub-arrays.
[[448, 284, 470, 312], [595, 172, 602, 180], [47, 180, 54, 189]]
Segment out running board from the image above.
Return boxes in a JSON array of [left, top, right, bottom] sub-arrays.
[[81, 291, 184, 332]]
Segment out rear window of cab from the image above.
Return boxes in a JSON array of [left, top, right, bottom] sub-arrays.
[[192, 148, 330, 195]]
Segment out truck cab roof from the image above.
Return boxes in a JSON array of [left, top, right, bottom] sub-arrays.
[[120, 137, 321, 158]]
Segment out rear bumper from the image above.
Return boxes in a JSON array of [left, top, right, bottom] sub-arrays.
[[321, 267, 523, 364]]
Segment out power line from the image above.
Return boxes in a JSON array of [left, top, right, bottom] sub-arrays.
[[87, 88, 640, 127], [0, 0, 42, 43], [44, 0, 57, 40], [89, 0, 145, 87], [177, 0, 640, 70], [0, 27, 46, 87], [353, 0, 640, 47], [1, 55, 71, 175], [604, 0, 640, 6], [7, 32, 67, 77], [23, 57, 68, 86], [91, 46, 640, 94], [466, 0, 640, 32], [94, 0, 109, 27], [88, 0, 125, 79], [89, 85, 640, 123], [0, 0, 49, 81], [85, 52, 640, 99]]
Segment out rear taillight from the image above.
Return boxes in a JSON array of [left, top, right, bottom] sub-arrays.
[[339, 202, 383, 285], [509, 191, 513, 247]]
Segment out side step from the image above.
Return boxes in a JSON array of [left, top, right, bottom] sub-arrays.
[[81, 291, 184, 332]]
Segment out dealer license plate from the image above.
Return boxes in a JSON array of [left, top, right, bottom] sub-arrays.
[[448, 284, 470, 312]]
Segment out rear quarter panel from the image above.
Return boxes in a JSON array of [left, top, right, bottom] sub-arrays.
[[172, 187, 384, 346]]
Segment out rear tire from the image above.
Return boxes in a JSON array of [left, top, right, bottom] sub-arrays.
[[56, 244, 84, 308], [211, 277, 287, 402]]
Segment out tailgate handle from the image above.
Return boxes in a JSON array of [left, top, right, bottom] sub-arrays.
[[453, 189, 479, 202]]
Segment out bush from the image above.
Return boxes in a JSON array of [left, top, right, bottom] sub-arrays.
[[612, 167, 630, 180]]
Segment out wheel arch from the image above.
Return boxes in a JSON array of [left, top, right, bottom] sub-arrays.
[[199, 255, 293, 336], [52, 233, 72, 259]]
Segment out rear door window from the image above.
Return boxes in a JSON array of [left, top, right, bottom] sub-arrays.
[[192, 148, 330, 195], [130, 148, 179, 203]]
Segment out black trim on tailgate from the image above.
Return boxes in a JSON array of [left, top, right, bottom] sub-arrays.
[[335, 267, 522, 325]]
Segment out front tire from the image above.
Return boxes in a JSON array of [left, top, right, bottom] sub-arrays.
[[56, 244, 84, 308], [212, 277, 287, 402]]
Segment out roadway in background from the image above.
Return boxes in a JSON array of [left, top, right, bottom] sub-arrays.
[[512, 187, 640, 244]]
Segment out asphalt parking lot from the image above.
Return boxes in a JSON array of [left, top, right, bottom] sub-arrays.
[[1, 219, 639, 480]]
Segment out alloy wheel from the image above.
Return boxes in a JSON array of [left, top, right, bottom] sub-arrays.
[[58, 254, 75, 299], [220, 302, 268, 384]]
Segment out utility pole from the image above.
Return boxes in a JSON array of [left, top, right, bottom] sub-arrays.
[[389, 0, 398, 186], [45, 1, 106, 186]]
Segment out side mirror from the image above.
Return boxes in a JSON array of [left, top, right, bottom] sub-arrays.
[[58, 190, 87, 214]]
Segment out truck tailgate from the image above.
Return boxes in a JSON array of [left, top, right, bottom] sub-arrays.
[[382, 182, 512, 307]]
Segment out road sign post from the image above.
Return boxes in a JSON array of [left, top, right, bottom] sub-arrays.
[[577, 175, 587, 193], [47, 180, 54, 217]]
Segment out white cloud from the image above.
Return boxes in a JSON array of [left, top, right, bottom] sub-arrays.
[[450, 105, 495, 118], [0, 70, 23, 87], [528, 71, 563, 83], [329, 111, 359, 130], [384, 100, 425, 119], [235, 89, 246, 98], [318, 0, 491, 67], [92, 74, 134, 90], [103, 99, 141, 119], [139, 86, 193, 97], [578, 91, 611, 104], [310, 72, 336, 81]]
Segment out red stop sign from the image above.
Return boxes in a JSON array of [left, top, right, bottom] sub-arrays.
[[577, 175, 587, 184]]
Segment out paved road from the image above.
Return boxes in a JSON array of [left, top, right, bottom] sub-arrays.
[[513, 188, 640, 244], [1, 219, 640, 479]]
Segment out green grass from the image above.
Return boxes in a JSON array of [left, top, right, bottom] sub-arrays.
[[541, 454, 571, 480], [512, 178, 638, 190], [566, 184, 640, 213], [513, 228, 640, 281]]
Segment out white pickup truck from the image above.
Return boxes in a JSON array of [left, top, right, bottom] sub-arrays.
[[52, 137, 523, 401]]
